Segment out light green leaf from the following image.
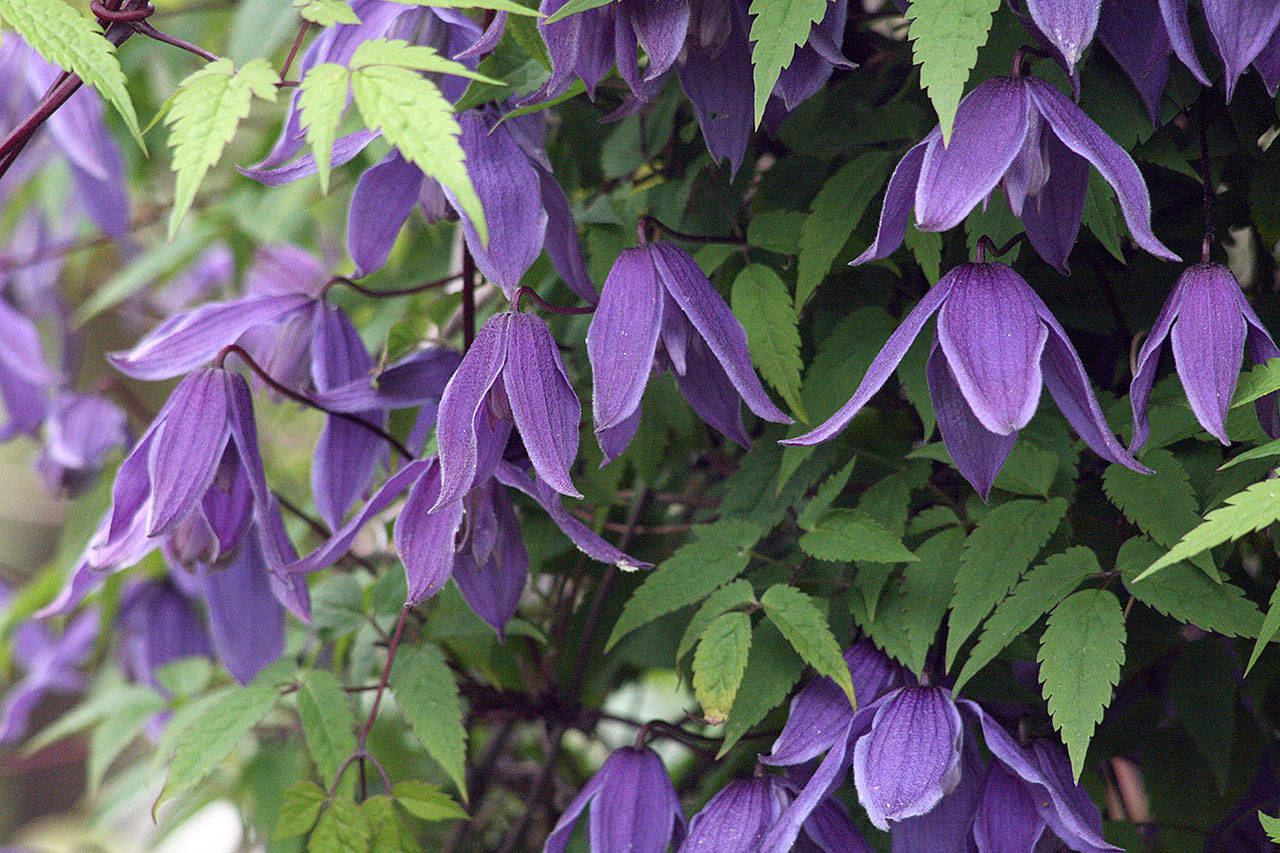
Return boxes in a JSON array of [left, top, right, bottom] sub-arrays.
[[392, 780, 469, 822], [1220, 437, 1280, 469], [275, 781, 327, 840], [760, 584, 855, 707], [87, 691, 168, 793], [0, 0, 143, 147], [1141, 478, 1280, 580], [677, 579, 756, 664], [350, 47, 487, 243], [311, 798, 371, 852], [163, 58, 279, 237], [294, 0, 361, 26], [693, 611, 753, 724], [362, 796, 419, 852], [388, 643, 468, 799], [906, 0, 1002, 143], [732, 264, 805, 418], [1120, 537, 1264, 638], [543, 0, 612, 25], [607, 520, 765, 650], [748, 0, 829, 125], [946, 497, 1068, 668], [1038, 589, 1125, 779], [24, 681, 161, 755], [719, 620, 804, 758], [73, 222, 217, 325], [298, 670, 357, 794], [1247, 580, 1280, 673], [1230, 357, 1280, 410], [384, 0, 541, 15], [796, 152, 894, 309], [953, 546, 1100, 693], [349, 39, 505, 84], [298, 63, 350, 195], [1260, 811, 1280, 843], [796, 457, 857, 531], [799, 509, 918, 564]]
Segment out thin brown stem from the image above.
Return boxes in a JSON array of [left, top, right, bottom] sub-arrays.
[[514, 286, 594, 315], [281, 21, 312, 82], [463, 248, 477, 351], [322, 271, 464, 300], [638, 214, 745, 246]]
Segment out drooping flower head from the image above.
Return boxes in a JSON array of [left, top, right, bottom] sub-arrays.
[[784, 259, 1150, 499], [0, 608, 97, 743], [37, 392, 129, 497], [1129, 263, 1280, 450], [856, 74, 1178, 273], [588, 241, 791, 461]]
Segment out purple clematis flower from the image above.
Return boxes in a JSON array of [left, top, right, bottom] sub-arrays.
[[855, 74, 1178, 273], [783, 260, 1149, 499], [0, 608, 97, 743], [116, 580, 214, 692], [1018, 0, 1102, 75], [1097, 0, 1209, 124], [1129, 263, 1280, 450], [588, 242, 791, 461], [36, 392, 129, 496], [544, 745, 686, 853]]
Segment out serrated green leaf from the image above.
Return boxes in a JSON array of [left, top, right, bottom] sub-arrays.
[[1247, 580, 1280, 674], [1103, 449, 1215, 577], [906, 0, 1001, 143], [294, 0, 361, 26], [349, 39, 504, 84], [953, 546, 1100, 693], [1220, 437, 1280, 470], [677, 579, 756, 664], [796, 457, 857, 531], [388, 643, 468, 800], [760, 584, 855, 707], [747, 0, 829, 125], [719, 620, 804, 758], [731, 264, 805, 418], [1038, 589, 1124, 779], [903, 224, 942, 284], [946, 497, 1068, 668], [87, 691, 168, 793], [311, 798, 371, 852], [543, 0, 612, 25], [796, 152, 894, 309], [275, 781, 327, 840], [298, 63, 350, 195], [0, 0, 143, 147], [1083, 169, 1125, 262], [384, 0, 541, 15], [607, 520, 765, 650], [1260, 811, 1280, 843], [298, 670, 357, 794], [164, 58, 279, 237], [350, 52, 487, 244], [1120, 537, 1264, 638], [1230, 357, 1280, 410], [392, 781, 469, 822], [1141, 478, 1280, 579], [798, 508, 918, 564], [24, 681, 161, 755], [364, 795, 419, 852], [693, 611, 753, 724]]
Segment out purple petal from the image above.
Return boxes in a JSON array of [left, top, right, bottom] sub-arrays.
[[928, 341, 1018, 501], [972, 763, 1046, 853], [652, 243, 790, 423], [623, 0, 691, 80], [243, 244, 328, 298], [37, 393, 129, 495], [1254, 25, 1280, 96], [588, 746, 683, 853], [545, 766, 606, 853], [394, 463, 465, 604], [146, 369, 233, 537], [760, 722, 856, 853], [456, 11, 507, 61], [537, 1, 616, 100], [915, 78, 1032, 232], [852, 686, 964, 830], [678, 778, 779, 853], [1022, 134, 1089, 274], [0, 298, 57, 385], [1025, 0, 1101, 69], [348, 150, 424, 277], [224, 371, 272, 513], [240, 129, 380, 187], [803, 794, 878, 853], [936, 263, 1047, 435], [537, 167, 598, 305], [197, 542, 285, 685], [1167, 265, 1246, 445], [1238, 288, 1280, 439], [1098, 0, 1172, 125], [435, 313, 512, 508], [453, 485, 528, 636], [1128, 277, 1185, 451], [502, 313, 582, 499], [889, 735, 986, 853], [784, 274, 956, 445], [315, 347, 461, 414], [1157, 0, 1210, 84], [675, 4, 754, 175], [672, 334, 751, 445], [852, 139, 930, 265], [588, 247, 664, 433], [1202, 0, 1280, 101], [1027, 77, 1178, 262], [117, 581, 212, 691]]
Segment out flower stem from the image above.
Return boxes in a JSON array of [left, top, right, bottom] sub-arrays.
[[637, 214, 746, 246], [514, 286, 594, 315]]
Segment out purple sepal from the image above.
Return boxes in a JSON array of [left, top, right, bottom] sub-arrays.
[[675, 4, 754, 175], [1098, 0, 1172, 125], [394, 462, 465, 604], [347, 150, 424, 277], [1202, 0, 1280, 101], [196, 537, 284, 686], [453, 481, 529, 637], [1024, 0, 1101, 71], [677, 777, 781, 853], [117, 581, 212, 692], [37, 392, 128, 496], [0, 608, 98, 743], [971, 763, 1046, 852]]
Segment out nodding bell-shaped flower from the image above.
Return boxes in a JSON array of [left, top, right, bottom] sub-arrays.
[[1020, 0, 1102, 74], [855, 73, 1178, 273], [0, 607, 97, 743], [784, 259, 1150, 499], [544, 745, 686, 853], [1129, 263, 1280, 450], [588, 242, 791, 461]]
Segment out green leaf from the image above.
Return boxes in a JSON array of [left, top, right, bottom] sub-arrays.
[[1038, 589, 1125, 779], [904, 224, 942, 284], [747, 211, 807, 256], [1141, 478, 1280, 580], [87, 691, 168, 793], [796, 457, 857, 531], [294, 0, 361, 26], [298, 63, 351, 195], [607, 520, 765, 650], [946, 497, 1068, 668], [24, 681, 161, 755], [542, 0, 611, 24], [1082, 170, 1125, 261], [1220, 437, 1280, 470], [953, 546, 1100, 693], [1103, 449, 1215, 577], [350, 43, 487, 244], [677, 579, 756, 664], [384, 0, 540, 13], [162, 58, 279, 237], [906, 0, 1002, 143], [1260, 811, 1280, 843], [1247, 580, 1280, 673], [1119, 537, 1264, 638], [719, 620, 804, 758], [0, 0, 143, 147], [796, 152, 894, 309], [349, 39, 504, 83], [310, 798, 371, 852], [392, 780, 469, 822], [799, 509, 918, 564], [298, 670, 357, 794], [73, 222, 217, 325], [732, 264, 805, 418], [760, 584, 856, 707], [362, 796, 419, 852], [1169, 640, 1236, 791], [388, 643, 468, 799], [693, 611, 753, 724], [748, 0, 829, 125], [1230, 357, 1280, 410], [275, 781, 327, 840]]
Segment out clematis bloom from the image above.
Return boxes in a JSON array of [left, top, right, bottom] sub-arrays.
[[784, 260, 1149, 498]]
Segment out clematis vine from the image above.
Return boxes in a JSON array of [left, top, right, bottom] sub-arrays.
[[0, 606, 97, 744], [785, 256, 1149, 498], [855, 71, 1178, 273]]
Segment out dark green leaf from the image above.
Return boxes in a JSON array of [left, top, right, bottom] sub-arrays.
[[1120, 537, 1264, 638], [720, 621, 804, 758], [298, 670, 357, 794], [388, 643, 468, 799], [761, 585, 855, 706], [799, 509, 918, 564]]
